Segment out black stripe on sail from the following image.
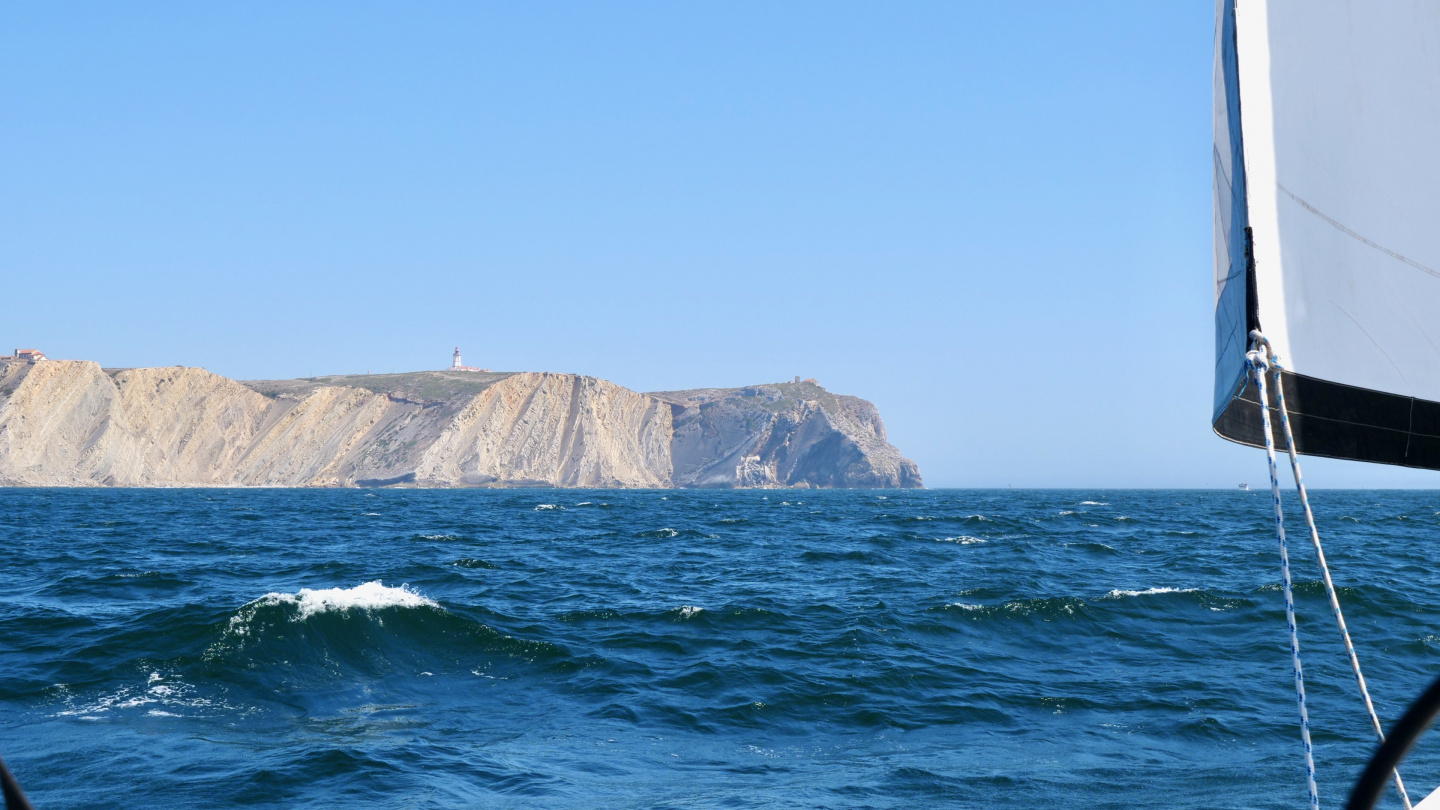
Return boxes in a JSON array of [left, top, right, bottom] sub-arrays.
[[1243, 226, 1261, 337], [1214, 370, 1440, 471]]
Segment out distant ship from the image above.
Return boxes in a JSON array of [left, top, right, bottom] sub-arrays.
[[1238, 483, 1249, 491]]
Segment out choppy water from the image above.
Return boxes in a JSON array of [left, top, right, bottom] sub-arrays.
[[3, 489, 1440, 808]]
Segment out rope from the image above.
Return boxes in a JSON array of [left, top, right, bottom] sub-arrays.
[[1251, 332, 1413, 810], [1247, 344, 1321, 810]]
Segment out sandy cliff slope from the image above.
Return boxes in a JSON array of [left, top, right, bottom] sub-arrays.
[[0, 360, 124, 485], [0, 359, 920, 488], [415, 372, 672, 487]]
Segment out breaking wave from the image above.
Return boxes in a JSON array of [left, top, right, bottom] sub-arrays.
[[236, 581, 437, 623]]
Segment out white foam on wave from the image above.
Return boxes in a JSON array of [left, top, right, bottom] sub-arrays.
[[1058, 510, 1075, 516], [243, 581, 438, 623], [937, 536, 987, 545], [1104, 587, 1198, 599], [1080, 501, 1108, 506], [946, 602, 983, 611], [55, 671, 224, 720], [534, 504, 561, 511], [677, 605, 704, 619]]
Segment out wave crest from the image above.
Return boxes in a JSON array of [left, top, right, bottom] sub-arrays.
[[225, 582, 439, 639], [1103, 587, 1198, 599]]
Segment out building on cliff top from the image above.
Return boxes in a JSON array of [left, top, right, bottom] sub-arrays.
[[450, 346, 483, 372], [10, 349, 45, 362]]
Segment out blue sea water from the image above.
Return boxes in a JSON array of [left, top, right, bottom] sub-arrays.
[[3, 488, 1440, 809]]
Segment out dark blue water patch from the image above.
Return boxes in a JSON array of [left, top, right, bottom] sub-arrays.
[[3, 488, 1440, 808]]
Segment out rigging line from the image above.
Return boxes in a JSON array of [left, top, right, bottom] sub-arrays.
[[1255, 332, 1413, 809], [1277, 184, 1440, 282], [1247, 343, 1321, 810]]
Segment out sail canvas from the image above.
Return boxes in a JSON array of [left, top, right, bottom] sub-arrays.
[[1214, 0, 1440, 469]]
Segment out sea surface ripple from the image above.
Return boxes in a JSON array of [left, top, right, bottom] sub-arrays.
[[3, 488, 1440, 808]]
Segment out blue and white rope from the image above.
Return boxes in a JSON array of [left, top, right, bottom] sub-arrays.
[[1250, 331, 1412, 810], [1247, 343, 1321, 810]]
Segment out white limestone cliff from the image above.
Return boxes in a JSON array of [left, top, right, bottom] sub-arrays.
[[414, 372, 672, 487], [0, 359, 920, 489]]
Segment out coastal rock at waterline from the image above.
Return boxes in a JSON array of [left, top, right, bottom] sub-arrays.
[[0, 359, 920, 488], [652, 381, 923, 489]]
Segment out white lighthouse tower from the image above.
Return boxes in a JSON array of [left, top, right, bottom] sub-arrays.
[[449, 346, 485, 372]]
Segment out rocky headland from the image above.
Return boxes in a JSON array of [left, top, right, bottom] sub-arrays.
[[0, 358, 921, 489]]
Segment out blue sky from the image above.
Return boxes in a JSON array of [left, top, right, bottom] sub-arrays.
[[2, 1, 1432, 488]]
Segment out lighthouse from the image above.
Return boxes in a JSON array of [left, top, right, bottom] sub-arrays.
[[449, 347, 486, 372]]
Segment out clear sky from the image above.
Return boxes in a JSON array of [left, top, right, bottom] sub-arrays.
[[2, 2, 1433, 488]]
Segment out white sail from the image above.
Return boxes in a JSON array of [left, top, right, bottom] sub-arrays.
[[1214, 0, 1440, 469]]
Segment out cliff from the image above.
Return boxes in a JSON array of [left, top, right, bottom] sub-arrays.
[[0, 359, 920, 489], [650, 381, 923, 489]]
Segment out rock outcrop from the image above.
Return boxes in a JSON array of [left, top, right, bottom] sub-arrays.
[[651, 381, 922, 489], [0, 358, 920, 488]]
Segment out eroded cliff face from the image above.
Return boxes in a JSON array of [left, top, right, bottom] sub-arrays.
[[0, 360, 129, 485], [651, 381, 923, 489], [415, 372, 672, 487], [0, 359, 920, 488], [0, 361, 402, 486]]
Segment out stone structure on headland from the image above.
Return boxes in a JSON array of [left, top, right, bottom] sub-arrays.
[[450, 346, 487, 373], [0, 357, 921, 489]]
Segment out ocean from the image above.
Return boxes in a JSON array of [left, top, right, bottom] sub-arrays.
[[2, 488, 1438, 809]]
